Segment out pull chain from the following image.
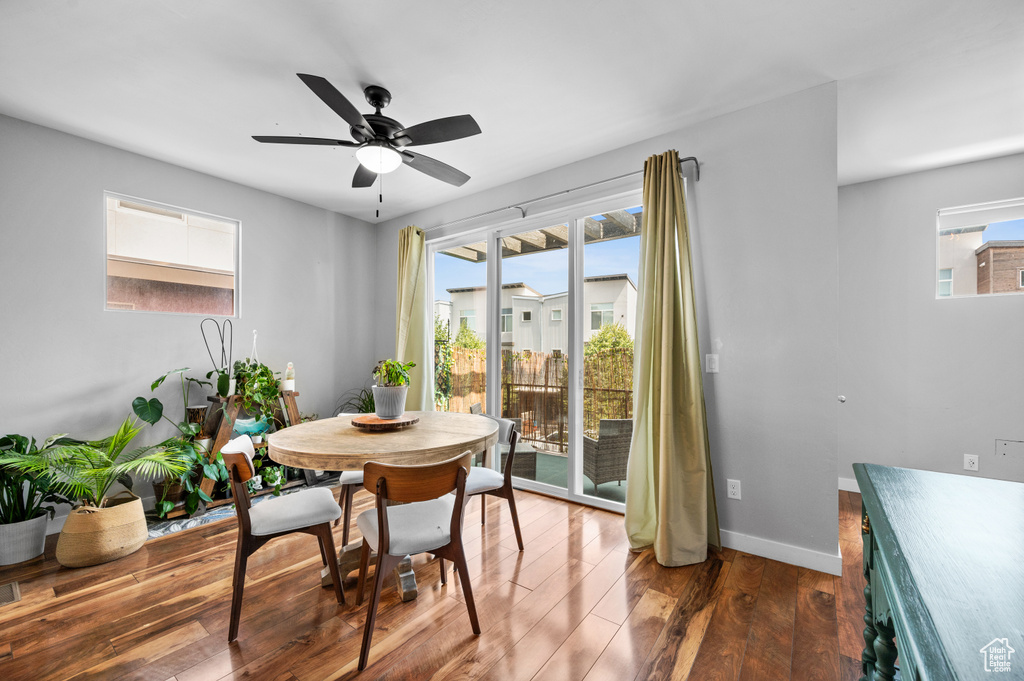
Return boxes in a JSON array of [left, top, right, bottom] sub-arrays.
[[376, 170, 383, 219]]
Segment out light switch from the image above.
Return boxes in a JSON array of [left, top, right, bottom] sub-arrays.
[[706, 354, 719, 373]]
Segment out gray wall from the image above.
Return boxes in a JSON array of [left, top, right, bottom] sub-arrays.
[[838, 152, 1024, 486], [372, 84, 841, 565], [0, 113, 377, 511]]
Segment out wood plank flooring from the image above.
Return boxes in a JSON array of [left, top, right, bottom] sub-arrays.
[[0, 489, 867, 680]]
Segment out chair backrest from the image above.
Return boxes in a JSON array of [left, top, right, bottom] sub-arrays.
[[363, 451, 473, 555], [479, 413, 521, 481], [469, 402, 482, 415], [599, 419, 633, 442], [220, 435, 257, 530]]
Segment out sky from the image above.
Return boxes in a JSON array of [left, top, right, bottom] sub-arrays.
[[434, 236, 641, 301], [981, 218, 1024, 242]]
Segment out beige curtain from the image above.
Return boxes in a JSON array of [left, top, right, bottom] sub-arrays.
[[624, 149, 720, 566], [395, 225, 433, 411]]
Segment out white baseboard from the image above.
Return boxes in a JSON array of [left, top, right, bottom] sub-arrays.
[[721, 530, 842, 576], [838, 476, 860, 493]]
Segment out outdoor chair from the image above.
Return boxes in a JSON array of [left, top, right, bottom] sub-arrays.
[[467, 414, 525, 550], [354, 451, 479, 670], [220, 435, 345, 642], [582, 419, 633, 488]]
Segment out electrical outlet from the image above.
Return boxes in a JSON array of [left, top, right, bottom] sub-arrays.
[[964, 453, 979, 471], [727, 479, 741, 499]]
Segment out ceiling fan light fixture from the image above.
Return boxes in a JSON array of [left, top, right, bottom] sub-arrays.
[[356, 142, 402, 174]]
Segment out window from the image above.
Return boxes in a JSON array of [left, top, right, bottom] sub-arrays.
[[522, 310, 532, 322], [552, 349, 563, 358], [501, 308, 513, 333], [937, 269, 953, 297], [460, 309, 476, 330], [551, 308, 562, 321], [105, 193, 237, 315], [1019, 270, 1024, 288], [591, 303, 613, 330], [936, 197, 1024, 298]]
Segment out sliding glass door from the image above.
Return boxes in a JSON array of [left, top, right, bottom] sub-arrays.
[[427, 192, 644, 511]]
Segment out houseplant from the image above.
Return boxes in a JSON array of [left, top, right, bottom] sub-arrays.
[[2, 415, 189, 567], [0, 434, 73, 565], [232, 357, 281, 427], [371, 359, 416, 419], [133, 368, 229, 518]]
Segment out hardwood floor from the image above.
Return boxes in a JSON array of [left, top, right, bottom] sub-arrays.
[[0, 489, 867, 680]]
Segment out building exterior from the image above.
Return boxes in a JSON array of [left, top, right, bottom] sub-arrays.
[[976, 241, 1024, 294], [442, 274, 636, 353]]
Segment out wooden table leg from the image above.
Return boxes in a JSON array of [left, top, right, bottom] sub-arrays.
[[320, 541, 419, 602]]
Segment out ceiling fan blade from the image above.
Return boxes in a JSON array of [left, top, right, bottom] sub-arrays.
[[352, 164, 378, 188], [401, 150, 470, 187], [296, 73, 374, 138], [392, 114, 481, 147], [252, 135, 357, 146]]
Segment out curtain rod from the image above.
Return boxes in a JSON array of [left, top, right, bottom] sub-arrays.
[[427, 156, 699, 232]]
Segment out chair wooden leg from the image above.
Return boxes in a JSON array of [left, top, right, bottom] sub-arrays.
[[318, 524, 345, 605], [356, 539, 371, 606], [359, 552, 396, 671], [316, 533, 329, 566], [342, 484, 355, 546], [228, 535, 250, 642], [439, 556, 446, 585], [505, 489, 524, 551], [480, 494, 486, 525], [452, 549, 481, 635]]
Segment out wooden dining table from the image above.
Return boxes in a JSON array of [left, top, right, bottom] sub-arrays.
[[267, 410, 499, 600]]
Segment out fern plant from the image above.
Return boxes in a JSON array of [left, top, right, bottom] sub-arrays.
[[0, 416, 189, 507]]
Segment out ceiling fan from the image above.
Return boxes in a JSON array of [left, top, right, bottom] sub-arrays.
[[253, 73, 481, 188]]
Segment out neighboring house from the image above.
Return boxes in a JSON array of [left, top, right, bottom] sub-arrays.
[[975, 241, 1024, 294], [937, 225, 984, 296], [442, 274, 636, 353]]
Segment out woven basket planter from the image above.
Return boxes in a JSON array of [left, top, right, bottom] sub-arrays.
[[55, 493, 148, 568]]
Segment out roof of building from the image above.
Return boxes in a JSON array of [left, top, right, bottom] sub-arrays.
[[975, 240, 1024, 254], [447, 282, 541, 296]]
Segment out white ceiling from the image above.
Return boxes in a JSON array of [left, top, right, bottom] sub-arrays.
[[1, 0, 1022, 223]]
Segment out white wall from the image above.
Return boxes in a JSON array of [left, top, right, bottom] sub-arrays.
[[0, 113, 377, 521], [838, 152, 1024, 488], [373, 83, 841, 571]]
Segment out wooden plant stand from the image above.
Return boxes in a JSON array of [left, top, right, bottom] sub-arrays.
[[163, 390, 309, 519]]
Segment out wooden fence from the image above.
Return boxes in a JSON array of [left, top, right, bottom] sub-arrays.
[[443, 346, 633, 453]]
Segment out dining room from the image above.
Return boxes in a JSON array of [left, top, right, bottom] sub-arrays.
[[3, 1, 1024, 679]]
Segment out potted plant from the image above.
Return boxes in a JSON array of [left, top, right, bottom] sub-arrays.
[[0, 434, 73, 565], [133, 368, 229, 518], [2, 415, 189, 567], [232, 357, 281, 428], [371, 359, 416, 419]]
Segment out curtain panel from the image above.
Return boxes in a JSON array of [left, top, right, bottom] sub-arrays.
[[395, 225, 432, 411], [624, 149, 720, 566]]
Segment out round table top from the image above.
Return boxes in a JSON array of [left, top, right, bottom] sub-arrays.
[[267, 410, 499, 471]]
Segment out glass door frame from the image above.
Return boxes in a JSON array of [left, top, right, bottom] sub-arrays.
[[426, 187, 643, 514]]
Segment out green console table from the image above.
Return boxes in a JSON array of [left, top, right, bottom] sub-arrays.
[[853, 464, 1024, 680]]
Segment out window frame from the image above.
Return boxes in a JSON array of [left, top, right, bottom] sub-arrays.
[[521, 310, 532, 322], [551, 308, 563, 322], [459, 309, 476, 330], [104, 191, 240, 316]]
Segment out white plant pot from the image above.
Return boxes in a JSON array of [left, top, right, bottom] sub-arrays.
[[372, 385, 408, 420], [0, 513, 48, 566]]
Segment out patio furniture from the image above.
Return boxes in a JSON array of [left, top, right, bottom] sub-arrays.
[[355, 451, 480, 670], [467, 414, 525, 550], [220, 435, 345, 642], [583, 419, 633, 488]]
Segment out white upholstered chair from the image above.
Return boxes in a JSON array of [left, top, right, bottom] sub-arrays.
[[220, 435, 345, 642], [465, 414, 525, 550]]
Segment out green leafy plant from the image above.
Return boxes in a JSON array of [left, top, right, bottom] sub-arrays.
[[0, 434, 73, 524], [583, 323, 633, 357], [373, 359, 416, 387], [0, 416, 189, 507], [336, 387, 375, 414], [453, 324, 485, 350], [133, 368, 228, 518], [233, 358, 281, 422], [434, 314, 453, 409]]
